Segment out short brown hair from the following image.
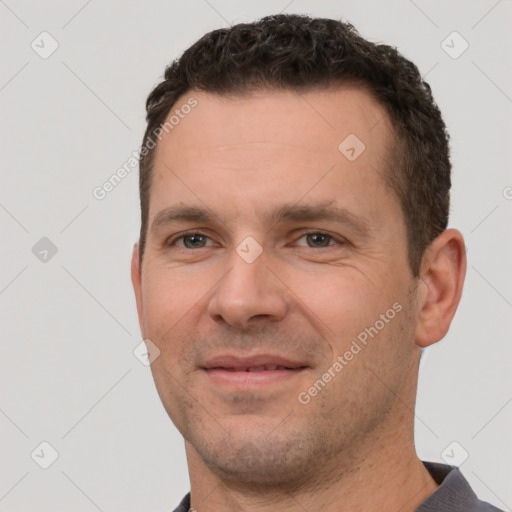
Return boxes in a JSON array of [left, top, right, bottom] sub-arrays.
[[138, 13, 451, 276]]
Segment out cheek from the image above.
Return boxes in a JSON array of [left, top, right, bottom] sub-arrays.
[[283, 266, 388, 341], [142, 265, 204, 322], [140, 272, 201, 368]]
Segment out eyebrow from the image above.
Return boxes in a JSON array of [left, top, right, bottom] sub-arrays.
[[150, 203, 371, 238]]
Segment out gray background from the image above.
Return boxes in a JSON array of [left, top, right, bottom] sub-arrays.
[[1, 1, 511, 510]]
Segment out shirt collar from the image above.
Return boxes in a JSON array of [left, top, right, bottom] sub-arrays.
[[416, 461, 480, 511]]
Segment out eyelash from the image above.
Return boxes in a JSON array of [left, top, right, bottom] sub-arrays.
[[166, 230, 346, 249]]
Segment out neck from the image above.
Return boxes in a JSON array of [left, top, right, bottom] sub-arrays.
[[186, 425, 437, 511]]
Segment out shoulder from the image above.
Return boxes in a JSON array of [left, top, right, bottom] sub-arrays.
[[417, 461, 505, 512], [170, 492, 190, 512]]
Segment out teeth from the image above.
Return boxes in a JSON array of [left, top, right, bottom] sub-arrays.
[[245, 365, 289, 372], [246, 365, 268, 372]]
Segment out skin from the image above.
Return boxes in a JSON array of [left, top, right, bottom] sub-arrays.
[[131, 86, 466, 512]]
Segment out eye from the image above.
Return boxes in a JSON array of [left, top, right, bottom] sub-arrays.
[[294, 231, 342, 248], [167, 230, 345, 250], [169, 232, 215, 249]]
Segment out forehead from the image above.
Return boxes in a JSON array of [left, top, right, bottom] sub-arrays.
[[156, 85, 392, 161], [148, 86, 397, 226]]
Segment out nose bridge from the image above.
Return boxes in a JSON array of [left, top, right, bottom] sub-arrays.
[[208, 242, 287, 328]]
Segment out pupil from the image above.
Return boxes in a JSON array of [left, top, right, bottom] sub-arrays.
[[185, 235, 204, 248], [308, 234, 330, 247]]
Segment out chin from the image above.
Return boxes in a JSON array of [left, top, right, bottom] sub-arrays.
[[187, 420, 326, 489]]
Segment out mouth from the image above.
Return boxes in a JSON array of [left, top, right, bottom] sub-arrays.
[[201, 354, 309, 390]]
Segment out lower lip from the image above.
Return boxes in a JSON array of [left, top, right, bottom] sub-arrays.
[[204, 368, 307, 389]]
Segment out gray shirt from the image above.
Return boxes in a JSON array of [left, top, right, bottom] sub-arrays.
[[171, 461, 504, 511]]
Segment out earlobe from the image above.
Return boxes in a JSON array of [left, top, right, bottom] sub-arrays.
[[415, 229, 467, 348]]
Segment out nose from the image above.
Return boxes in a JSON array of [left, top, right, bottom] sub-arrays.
[[207, 248, 288, 330]]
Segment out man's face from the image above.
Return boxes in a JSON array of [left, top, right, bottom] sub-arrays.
[[132, 86, 421, 486]]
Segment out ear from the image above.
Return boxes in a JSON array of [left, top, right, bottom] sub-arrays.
[[131, 242, 145, 338], [415, 229, 467, 348]]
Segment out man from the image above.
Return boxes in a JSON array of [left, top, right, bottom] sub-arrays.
[[131, 14, 502, 512]]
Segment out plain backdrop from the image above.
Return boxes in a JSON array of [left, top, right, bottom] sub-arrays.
[[1, 1, 511, 511]]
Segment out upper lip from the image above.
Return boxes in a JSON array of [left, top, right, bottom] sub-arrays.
[[202, 354, 308, 371]]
